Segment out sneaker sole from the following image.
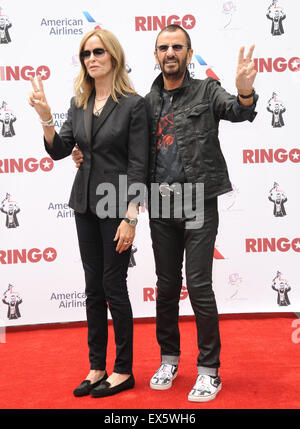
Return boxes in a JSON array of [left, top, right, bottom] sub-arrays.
[[150, 372, 178, 390], [188, 383, 222, 402]]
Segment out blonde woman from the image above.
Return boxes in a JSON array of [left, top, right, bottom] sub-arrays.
[[29, 29, 149, 397]]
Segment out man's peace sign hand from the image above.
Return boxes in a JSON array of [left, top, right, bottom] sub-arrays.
[[235, 45, 257, 96]]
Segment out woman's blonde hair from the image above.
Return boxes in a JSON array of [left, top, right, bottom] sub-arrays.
[[74, 29, 136, 109]]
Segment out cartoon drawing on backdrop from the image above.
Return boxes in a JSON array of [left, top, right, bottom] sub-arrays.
[[267, 93, 285, 128], [222, 1, 237, 29], [2, 284, 23, 320], [0, 7, 12, 44], [266, 0, 286, 36], [128, 245, 137, 268], [271, 271, 291, 306], [0, 101, 16, 137], [227, 273, 243, 300], [221, 183, 239, 210], [0, 193, 20, 228], [268, 182, 287, 217]]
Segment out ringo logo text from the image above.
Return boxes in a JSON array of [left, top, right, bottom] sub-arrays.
[[0, 248, 57, 264], [0, 66, 51, 81], [135, 15, 196, 31]]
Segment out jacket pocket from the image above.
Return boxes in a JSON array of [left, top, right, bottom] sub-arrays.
[[187, 103, 210, 116], [186, 103, 212, 133]]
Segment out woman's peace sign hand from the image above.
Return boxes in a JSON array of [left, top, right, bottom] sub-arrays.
[[28, 75, 52, 121]]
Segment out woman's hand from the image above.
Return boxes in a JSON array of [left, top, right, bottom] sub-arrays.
[[28, 75, 55, 146], [28, 76, 52, 121], [114, 220, 136, 254]]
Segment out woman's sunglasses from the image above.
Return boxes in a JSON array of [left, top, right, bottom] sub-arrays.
[[80, 48, 107, 60]]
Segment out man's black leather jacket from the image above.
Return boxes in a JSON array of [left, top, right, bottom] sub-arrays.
[[145, 71, 258, 199]]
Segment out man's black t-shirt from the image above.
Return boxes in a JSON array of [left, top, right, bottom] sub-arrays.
[[155, 88, 185, 184]]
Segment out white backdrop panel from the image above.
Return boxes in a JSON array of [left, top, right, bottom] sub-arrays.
[[0, 0, 299, 327]]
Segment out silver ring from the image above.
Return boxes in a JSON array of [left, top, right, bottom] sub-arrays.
[[124, 241, 131, 245]]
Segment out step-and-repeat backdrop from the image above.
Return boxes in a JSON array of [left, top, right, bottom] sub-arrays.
[[1, 0, 299, 326]]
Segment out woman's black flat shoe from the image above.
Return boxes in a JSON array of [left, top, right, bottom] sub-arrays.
[[90, 374, 135, 398], [73, 371, 108, 397]]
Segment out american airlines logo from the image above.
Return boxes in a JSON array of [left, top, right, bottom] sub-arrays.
[[82, 11, 102, 29], [194, 55, 220, 81]]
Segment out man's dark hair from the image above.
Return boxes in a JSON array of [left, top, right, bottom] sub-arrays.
[[155, 24, 192, 49]]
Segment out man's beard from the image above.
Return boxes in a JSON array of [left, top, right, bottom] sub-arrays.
[[159, 55, 188, 80]]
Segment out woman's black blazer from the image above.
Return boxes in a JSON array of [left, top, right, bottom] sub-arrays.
[[45, 92, 149, 216]]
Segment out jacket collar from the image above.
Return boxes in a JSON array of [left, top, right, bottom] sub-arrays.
[[84, 91, 119, 143], [150, 69, 191, 94], [83, 92, 94, 144]]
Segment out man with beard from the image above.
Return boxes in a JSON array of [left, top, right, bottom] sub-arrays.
[[72, 25, 258, 402], [146, 25, 258, 402]]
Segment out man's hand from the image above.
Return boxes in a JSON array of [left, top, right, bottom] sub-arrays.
[[235, 45, 257, 105], [72, 144, 84, 168]]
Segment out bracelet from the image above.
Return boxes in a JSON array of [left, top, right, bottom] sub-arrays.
[[39, 115, 53, 123], [40, 121, 54, 126], [39, 116, 54, 126], [238, 89, 255, 99], [41, 122, 54, 127]]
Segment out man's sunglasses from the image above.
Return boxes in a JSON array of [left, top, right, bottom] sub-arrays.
[[80, 48, 107, 60], [156, 44, 189, 53]]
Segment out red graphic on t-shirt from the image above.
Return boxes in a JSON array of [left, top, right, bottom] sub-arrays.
[[157, 113, 175, 151]]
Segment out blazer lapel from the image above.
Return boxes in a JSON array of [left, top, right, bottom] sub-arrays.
[[92, 95, 118, 137], [84, 93, 94, 145]]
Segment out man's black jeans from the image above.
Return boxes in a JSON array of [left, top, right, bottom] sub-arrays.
[[150, 197, 221, 374], [75, 209, 133, 374]]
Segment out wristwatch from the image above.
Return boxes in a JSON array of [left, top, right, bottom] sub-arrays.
[[124, 217, 138, 227]]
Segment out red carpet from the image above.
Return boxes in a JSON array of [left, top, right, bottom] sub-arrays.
[[0, 314, 299, 410]]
